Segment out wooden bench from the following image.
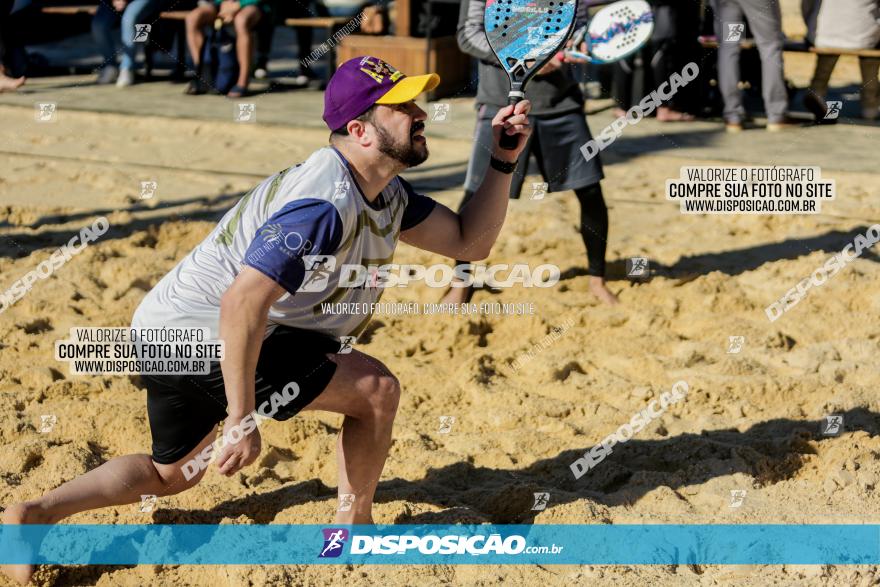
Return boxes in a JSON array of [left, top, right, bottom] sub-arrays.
[[41, 4, 96, 15], [38, 7, 365, 80], [283, 16, 356, 77], [40, 5, 190, 77], [284, 16, 351, 29]]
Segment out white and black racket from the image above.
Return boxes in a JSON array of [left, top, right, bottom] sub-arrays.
[[566, 0, 654, 64]]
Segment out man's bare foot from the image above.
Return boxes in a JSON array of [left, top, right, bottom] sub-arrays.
[[656, 106, 695, 122], [2, 502, 45, 585], [589, 276, 619, 305], [0, 74, 25, 93], [439, 283, 474, 305]]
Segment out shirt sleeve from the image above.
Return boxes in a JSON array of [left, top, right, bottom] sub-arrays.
[[399, 177, 438, 231], [243, 199, 343, 294], [457, 0, 496, 62]]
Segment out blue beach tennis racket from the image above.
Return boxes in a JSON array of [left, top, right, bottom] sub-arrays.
[[485, 0, 579, 149]]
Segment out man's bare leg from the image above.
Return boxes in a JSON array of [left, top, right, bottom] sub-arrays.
[[231, 5, 261, 94], [185, 4, 217, 68], [2, 425, 217, 585], [302, 350, 401, 525]]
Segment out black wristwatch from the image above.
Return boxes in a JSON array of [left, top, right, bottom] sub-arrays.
[[490, 155, 517, 174]]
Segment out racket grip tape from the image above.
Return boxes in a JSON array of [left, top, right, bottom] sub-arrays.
[[499, 94, 522, 151]]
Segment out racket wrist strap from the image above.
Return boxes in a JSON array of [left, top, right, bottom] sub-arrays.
[[490, 155, 517, 174]]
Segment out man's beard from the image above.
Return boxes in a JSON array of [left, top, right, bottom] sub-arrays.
[[375, 122, 428, 168]]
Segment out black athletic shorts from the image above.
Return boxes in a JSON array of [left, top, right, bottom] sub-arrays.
[[142, 325, 341, 465]]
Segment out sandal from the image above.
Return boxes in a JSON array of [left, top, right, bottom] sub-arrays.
[[227, 84, 248, 98]]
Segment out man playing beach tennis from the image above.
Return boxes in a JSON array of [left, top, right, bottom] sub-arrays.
[[2, 56, 531, 585]]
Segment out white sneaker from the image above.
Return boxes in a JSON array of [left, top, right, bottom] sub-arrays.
[[116, 69, 135, 87], [96, 65, 119, 85]]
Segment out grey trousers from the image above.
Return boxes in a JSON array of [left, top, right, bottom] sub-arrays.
[[810, 54, 880, 119], [712, 0, 788, 123]]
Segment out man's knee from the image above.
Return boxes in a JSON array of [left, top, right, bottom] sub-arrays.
[[361, 372, 401, 422], [186, 7, 210, 28], [154, 457, 207, 495], [234, 9, 258, 32]]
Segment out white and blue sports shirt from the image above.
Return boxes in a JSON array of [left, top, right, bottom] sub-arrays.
[[132, 146, 436, 340]]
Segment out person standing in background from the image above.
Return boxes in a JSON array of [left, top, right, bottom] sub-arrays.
[[0, 0, 26, 91], [611, 0, 695, 121], [442, 0, 618, 306], [802, 0, 880, 121], [711, 0, 792, 131]]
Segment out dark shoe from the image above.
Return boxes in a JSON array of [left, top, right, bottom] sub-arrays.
[[185, 77, 207, 95], [803, 92, 831, 122]]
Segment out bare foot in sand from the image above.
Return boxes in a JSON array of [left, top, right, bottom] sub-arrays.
[[2, 502, 48, 585], [439, 282, 475, 305], [589, 276, 619, 305], [0, 73, 25, 93]]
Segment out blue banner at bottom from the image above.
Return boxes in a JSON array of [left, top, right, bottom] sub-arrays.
[[0, 524, 877, 565]]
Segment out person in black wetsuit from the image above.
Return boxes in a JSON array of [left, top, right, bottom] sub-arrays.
[[443, 0, 618, 305]]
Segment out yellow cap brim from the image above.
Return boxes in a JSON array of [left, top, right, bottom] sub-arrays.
[[375, 73, 441, 104]]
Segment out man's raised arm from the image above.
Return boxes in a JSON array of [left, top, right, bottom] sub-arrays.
[[401, 100, 531, 260]]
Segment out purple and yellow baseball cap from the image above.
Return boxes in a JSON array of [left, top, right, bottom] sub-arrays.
[[323, 56, 440, 131]]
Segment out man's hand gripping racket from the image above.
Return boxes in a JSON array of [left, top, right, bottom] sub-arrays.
[[484, 0, 579, 150]]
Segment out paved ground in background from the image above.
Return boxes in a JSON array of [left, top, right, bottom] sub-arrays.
[[2, 71, 879, 176]]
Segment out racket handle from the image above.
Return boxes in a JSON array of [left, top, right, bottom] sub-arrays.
[[499, 94, 522, 151]]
